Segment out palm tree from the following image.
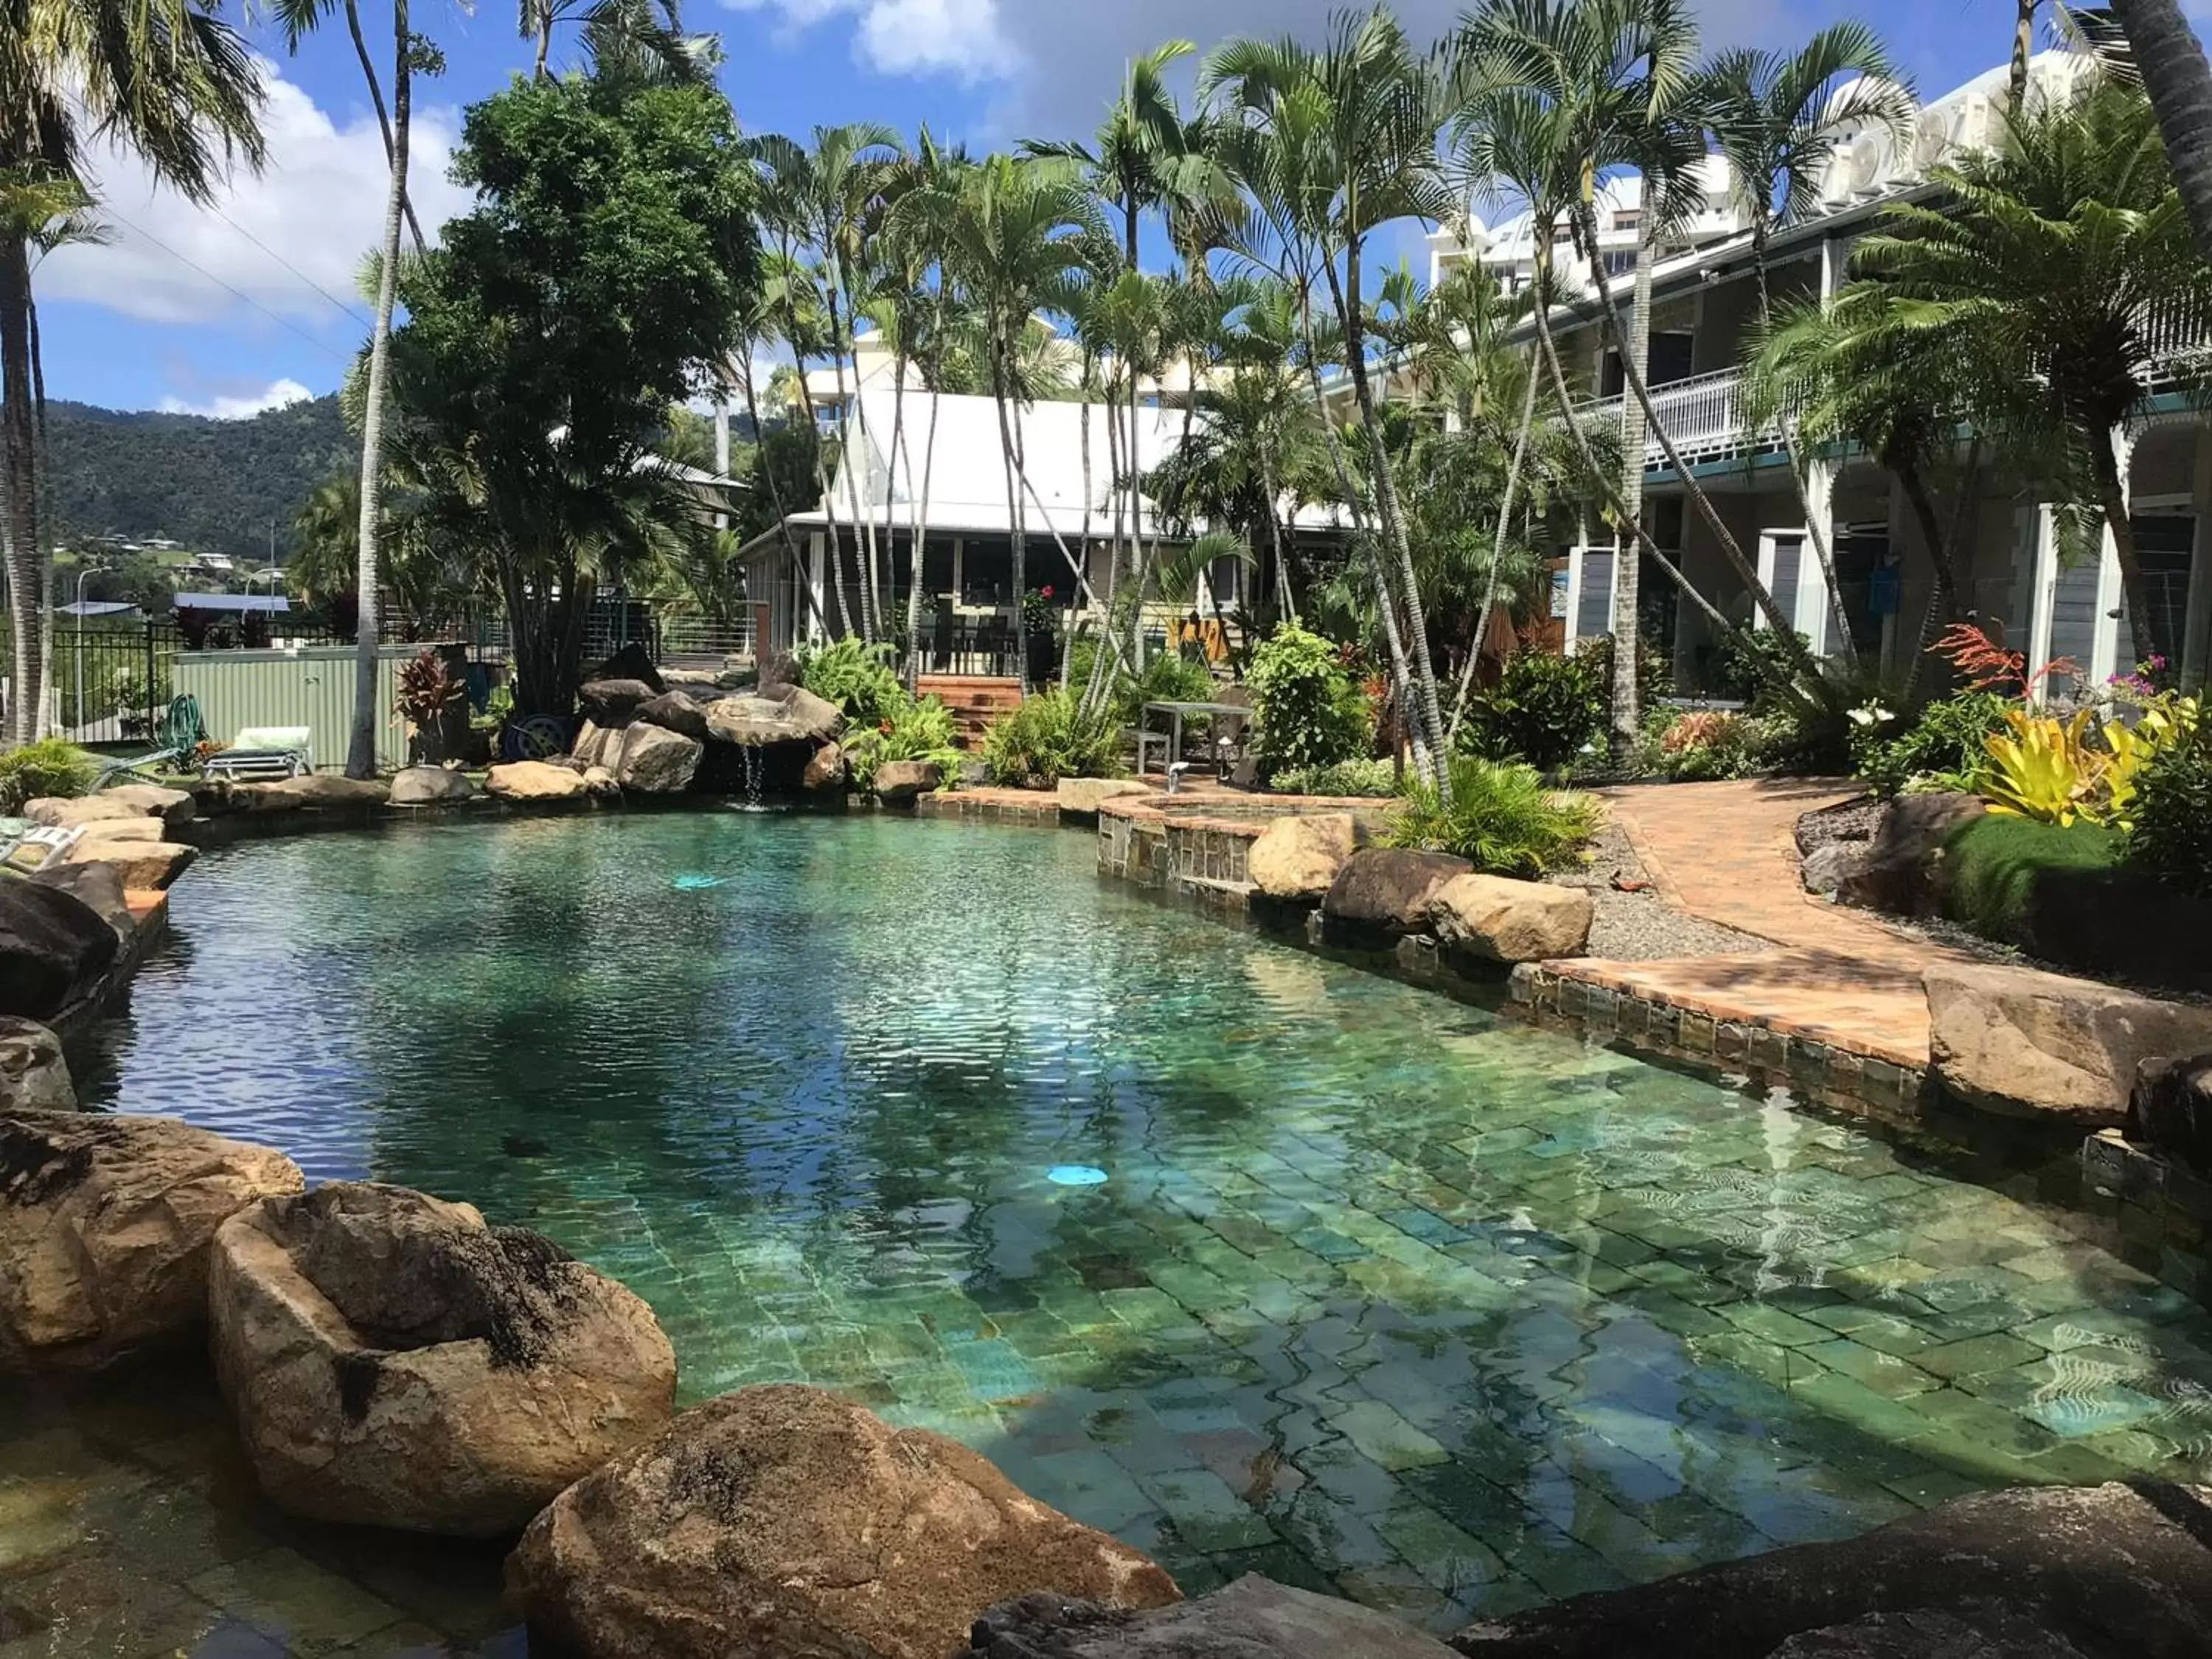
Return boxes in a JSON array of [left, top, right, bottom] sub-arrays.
[[1461, 0, 1823, 719], [2110, 0, 2212, 265], [1, 0, 263, 745], [1702, 23, 1916, 673], [1206, 9, 1457, 790], [1850, 79, 2212, 668], [891, 153, 1105, 690], [2011, 1, 2047, 111], [519, 0, 698, 83]]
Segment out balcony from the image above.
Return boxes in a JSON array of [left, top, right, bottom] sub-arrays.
[[1576, 369, 1775, 472]]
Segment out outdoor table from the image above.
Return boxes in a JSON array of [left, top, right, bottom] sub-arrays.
[[1140, 700, 1251, 774]]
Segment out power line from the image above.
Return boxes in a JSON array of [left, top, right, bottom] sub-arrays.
[[96, 204, 358, 364], [199, 200, 378, 331]]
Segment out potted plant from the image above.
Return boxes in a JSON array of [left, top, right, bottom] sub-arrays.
[[397, 648, 469, 766], [1020, 585, 1062, 684]]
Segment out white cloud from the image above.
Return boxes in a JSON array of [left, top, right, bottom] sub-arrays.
[[35, 58, 471, 330], [157, 377, 315, 420], [726, 0, 1018, 82]]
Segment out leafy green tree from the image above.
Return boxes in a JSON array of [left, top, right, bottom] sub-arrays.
[[1849, 79, 2212, 666], [1, 0, 264, 744], [382, 70, 759, 715]]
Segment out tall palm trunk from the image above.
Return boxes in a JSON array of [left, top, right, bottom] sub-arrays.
[[346, 0, 425, 251], [1610, 221, 1655, 762], [1576, 207, 1821, 683], [347, 0, 410, 778], [2091, 433, 2162, 667], [905, 383, 940, 688], [823, 289, 875, 641], [2112, 0, 2212, 266], [988, 327, 1028, 689], [0, 238, 42, 746], [880, 346, 910, 651], [1448, 359, 1541, 748], [1325, 248, 1446, 790], [2011, 1, 2039, 111]]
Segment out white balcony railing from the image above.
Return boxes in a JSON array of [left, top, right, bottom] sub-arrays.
[[1576, 368, 1769, 470]]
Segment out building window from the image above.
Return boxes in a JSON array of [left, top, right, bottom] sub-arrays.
[[1603, 249, 1636, 276], [1613, 210, 1641, 234]]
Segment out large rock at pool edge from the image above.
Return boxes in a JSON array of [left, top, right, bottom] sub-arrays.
[[0, 880, 118, 1021], [1323, 847, 1472, 935], [592, 641, 665, 696], [577, 678, 658, 727], [1054, 777, 1148, 815], [209, 1182, 675, 1537], [1248, 813, 1357, 903], [704, 684, 844, 748], [614, 723, 703, 795], [636, 692, 709, 742], [1450, 1481, 2212, 1659], [966, 1576, 1455, 1659], [232, 775, 390, 813], [1, 1112, 302, 1375], [1428, 873, 1593, 964], [507, 1384, 1180, 1659], [2128, 1053, 2212, 1178], [0, 1019, 72, 1113], [1925, 961, 2212, 1126], [29, 860, 133, 945], [390, 767, 478, 807], [874, 759, 942, 803], [487, 760, 591, 804], [63, 838, 196, 891], [98, 782, 195, 827], [801, 741, 846, 793]]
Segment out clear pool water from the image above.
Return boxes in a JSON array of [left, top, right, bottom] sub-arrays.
[[63, 811, 2212, 1631]]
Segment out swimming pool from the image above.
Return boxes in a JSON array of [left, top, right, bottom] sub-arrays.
[[63, 809, 2212, 1631]]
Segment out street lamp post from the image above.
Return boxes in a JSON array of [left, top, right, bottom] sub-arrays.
[[70, 563, 97, 740]]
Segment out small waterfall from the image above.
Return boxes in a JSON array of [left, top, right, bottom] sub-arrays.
[[741, 746, 764, 811]]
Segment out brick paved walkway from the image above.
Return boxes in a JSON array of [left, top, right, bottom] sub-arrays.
[[1570, 779, 1988, 1069]]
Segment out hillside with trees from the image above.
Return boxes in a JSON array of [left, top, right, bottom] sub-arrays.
[[43, 394, 352, 560]]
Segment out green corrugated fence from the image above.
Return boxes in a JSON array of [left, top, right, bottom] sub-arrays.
[[173, 647, 414, 773]]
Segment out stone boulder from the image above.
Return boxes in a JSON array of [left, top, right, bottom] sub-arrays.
[[874, 759, 942, 803], [1428, 874, 1593, 964], [704, 685, 845, 748], [98, 784, 195, 827], [63, 839, 195, 891], [486, 761, 590, 804], [1764, 1609, 2089, 1658], [592, 641, 665, 695], [507, 1384, 1179, 1659], [2128, 1054, 2212, 1178], [0, 1019, 72, 1113], [390, 768, 478, 807], [1, 1112, 302, 1375], [1801, 842, 1866, 898], [29, 861, 132, 944], [1055, 778, 1149, 815], [1248, 814, 1357, 904], [1835, 793, 1986, 917], [577, 679, 658, 727], [1925, 962, 2212, 1126], [582, 765, 622, 799], [614, 724, 703, 795], [232, 775, 391, 813], [636, 692, 709, 742], [571, 720, 617, 769], [0, 880, 119, 1021], [967, 1576, 1454, 1659], [24, 796, 145, 830], [1450, 1481, 2212, 1659], [71, 818, 166, 845], [801, 742, 846, 793], [209, 1183, 675, 1537], [1323, 848, 1473, 936]]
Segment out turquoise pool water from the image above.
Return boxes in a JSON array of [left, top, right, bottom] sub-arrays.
[[69, 812, 2212, 1630]]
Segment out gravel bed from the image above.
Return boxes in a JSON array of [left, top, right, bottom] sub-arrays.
[[1548, 819, 1776, 963], [1793, 795, 1883, 856]]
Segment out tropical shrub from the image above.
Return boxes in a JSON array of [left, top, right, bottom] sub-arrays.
[[2126, 720, 2212, 898], [843, 696, 962, 794], [1944, 813, 2122, 945], [980, 692, 1120, 787], [1639, 709, 1767, 781], [1461, 648, 1604, 771], [1389, 757, 1599, 877], [1980, 696, 2199, 830], [1849, 692, 2012, 796], [0, 740, 98, 813], [1272, 757, 1399, 798], [1248, 624, 1368, 770], [796, 636, 906, 729]]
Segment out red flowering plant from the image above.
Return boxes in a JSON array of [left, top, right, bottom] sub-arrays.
[[1019, 586, 1061, 635], [1929, 622, 2078, 703]]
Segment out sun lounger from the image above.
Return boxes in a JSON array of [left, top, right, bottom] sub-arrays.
[[202, 726, 313, 782], [0, 824, 83, 875]]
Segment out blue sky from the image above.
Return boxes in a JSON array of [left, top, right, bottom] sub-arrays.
[[32, 0, 2176, 416]]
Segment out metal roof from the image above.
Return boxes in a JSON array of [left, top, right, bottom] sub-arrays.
[[174, 592, 292, 613]]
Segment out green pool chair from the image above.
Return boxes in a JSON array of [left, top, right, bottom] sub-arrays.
[[93, 695, 206, 785]]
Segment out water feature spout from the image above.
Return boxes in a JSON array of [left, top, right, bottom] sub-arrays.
[[1166, 762, 1193, 796]]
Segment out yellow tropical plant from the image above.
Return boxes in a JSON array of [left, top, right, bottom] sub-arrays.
[[2101, 696, 2201, 832], [1982, 709, 2102, 826]]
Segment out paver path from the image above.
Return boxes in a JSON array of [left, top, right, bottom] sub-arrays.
[[1575, 779, 1988, 1068]]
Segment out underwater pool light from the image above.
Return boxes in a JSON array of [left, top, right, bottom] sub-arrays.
[[672, 874, 727, 891], [1048, 1165, 1109, 1187]]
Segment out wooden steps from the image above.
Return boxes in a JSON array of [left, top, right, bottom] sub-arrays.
[[917, 675, 1023, 749]]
